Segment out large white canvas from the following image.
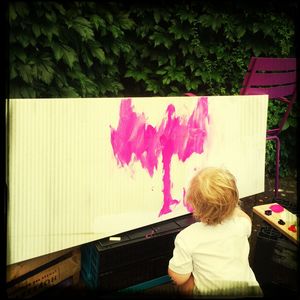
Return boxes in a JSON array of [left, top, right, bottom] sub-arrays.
[[6, 95, 268, 265]]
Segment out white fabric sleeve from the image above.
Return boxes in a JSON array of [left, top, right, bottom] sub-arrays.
[[239, 216, 252, 238], [168, 233, 193, 275]]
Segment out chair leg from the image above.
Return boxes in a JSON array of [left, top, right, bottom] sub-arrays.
[[267, 136, 280, 200], [274, 136, 280, 200]]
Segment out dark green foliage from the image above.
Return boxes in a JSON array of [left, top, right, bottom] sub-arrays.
[[8, 1, 297, 177], [9, 2, 134, 97]]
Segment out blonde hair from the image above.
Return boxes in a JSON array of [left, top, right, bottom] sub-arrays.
[[186, 167, 239, 225]]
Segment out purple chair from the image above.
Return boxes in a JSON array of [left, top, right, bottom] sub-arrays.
[[240, 57, 297, 199]]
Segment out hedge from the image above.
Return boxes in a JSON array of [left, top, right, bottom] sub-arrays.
[[8, 1, 298, 177]]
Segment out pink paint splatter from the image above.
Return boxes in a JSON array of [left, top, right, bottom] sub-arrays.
[[182, 188, 193, 212], [110, 97, 209, 216], [269, 204, 284, 213]]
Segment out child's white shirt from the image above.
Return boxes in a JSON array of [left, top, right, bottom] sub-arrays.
[[168, 215, 262, 296]]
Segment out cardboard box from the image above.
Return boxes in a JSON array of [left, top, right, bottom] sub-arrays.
[[7, 247, 81, 298]]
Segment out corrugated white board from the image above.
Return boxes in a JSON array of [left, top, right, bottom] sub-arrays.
[[6, 95, 268, 264]]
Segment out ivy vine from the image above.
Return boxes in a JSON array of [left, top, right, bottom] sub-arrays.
[[8, 1, 297, 177]]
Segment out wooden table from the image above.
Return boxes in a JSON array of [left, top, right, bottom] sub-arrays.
[[253, 203, 298, 244]]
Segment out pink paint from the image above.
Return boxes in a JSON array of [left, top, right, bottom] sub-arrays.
[[269, 204, 284, 213], [182, 188, 193, 212], [110, 97, 209, 216]]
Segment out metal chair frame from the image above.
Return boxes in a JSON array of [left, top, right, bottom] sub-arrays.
[[240, 57, 297, 199]]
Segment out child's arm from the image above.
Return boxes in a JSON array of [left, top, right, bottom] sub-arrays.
[[168, 268, 191, 285], [168, 268, 195, 295]]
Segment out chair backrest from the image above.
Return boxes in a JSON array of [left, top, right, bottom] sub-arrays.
[[240, 57, 297, 134]]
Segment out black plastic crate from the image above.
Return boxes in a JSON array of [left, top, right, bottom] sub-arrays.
[[81, 242, 101, 289], [253, 222, 298, 292], [80, 214, 195, 291], [272, 238, 297, 270], [94, 233, 176, 273], [97, 254, 171, 292], [257, 225, 285, 241]]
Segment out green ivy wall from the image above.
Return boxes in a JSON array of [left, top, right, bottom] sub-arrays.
[[8, 1, 298, 177]]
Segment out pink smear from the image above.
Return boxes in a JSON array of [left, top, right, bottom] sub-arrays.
[[269, 204, 284, 213], [110, 97, 209, 216]]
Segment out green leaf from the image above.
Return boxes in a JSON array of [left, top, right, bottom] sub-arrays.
[[60, 87, 80, 97], [36, 59, 55, 84], [10, 65, 17, 80], [9, 4, 17, 22], [194, 69, 202, 76], [90, 46, 105, 62], [282, 120, 289, 131], [125, 69, 147, 82], [253, 47, 262, 57], [14, 2, 29, 17], [52, 3, 66, 15], [120, 42, 131, 54], [111, 43, 120, 56], [16, 34, 30, 48], [199, 15, 211, 27], [13, 48, 27, 63], [45, 11, 57, 22], [32, 23, 41, 38], [153, 11, 161, 24], [158, 57, 168, 66], [110, 25, 122, 38], [169, 24, 190, 40], [18, 64, 33, 84], [124, 70, 135, 78], [72, 17, 94, 41], [236, 26, 246, 39], [156, 70, 167, 75], [150, 32, 172, 48], [177, 9, 196, 23], [118, 13, 135, 30], [170, 86, 180, 93], [52, 43, 64, 61], [55, 73, 68, 88], [252, 23, 259, 33], [90, 15, 105, 30], [40, 24, 59, 42], [21, 87, 36, 98], [81, 48, 93, 67], [30, 64, 38, 79], [61, 45, 78, 68], [105, 11, 113, 24], [162, 77, 171, 85]]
